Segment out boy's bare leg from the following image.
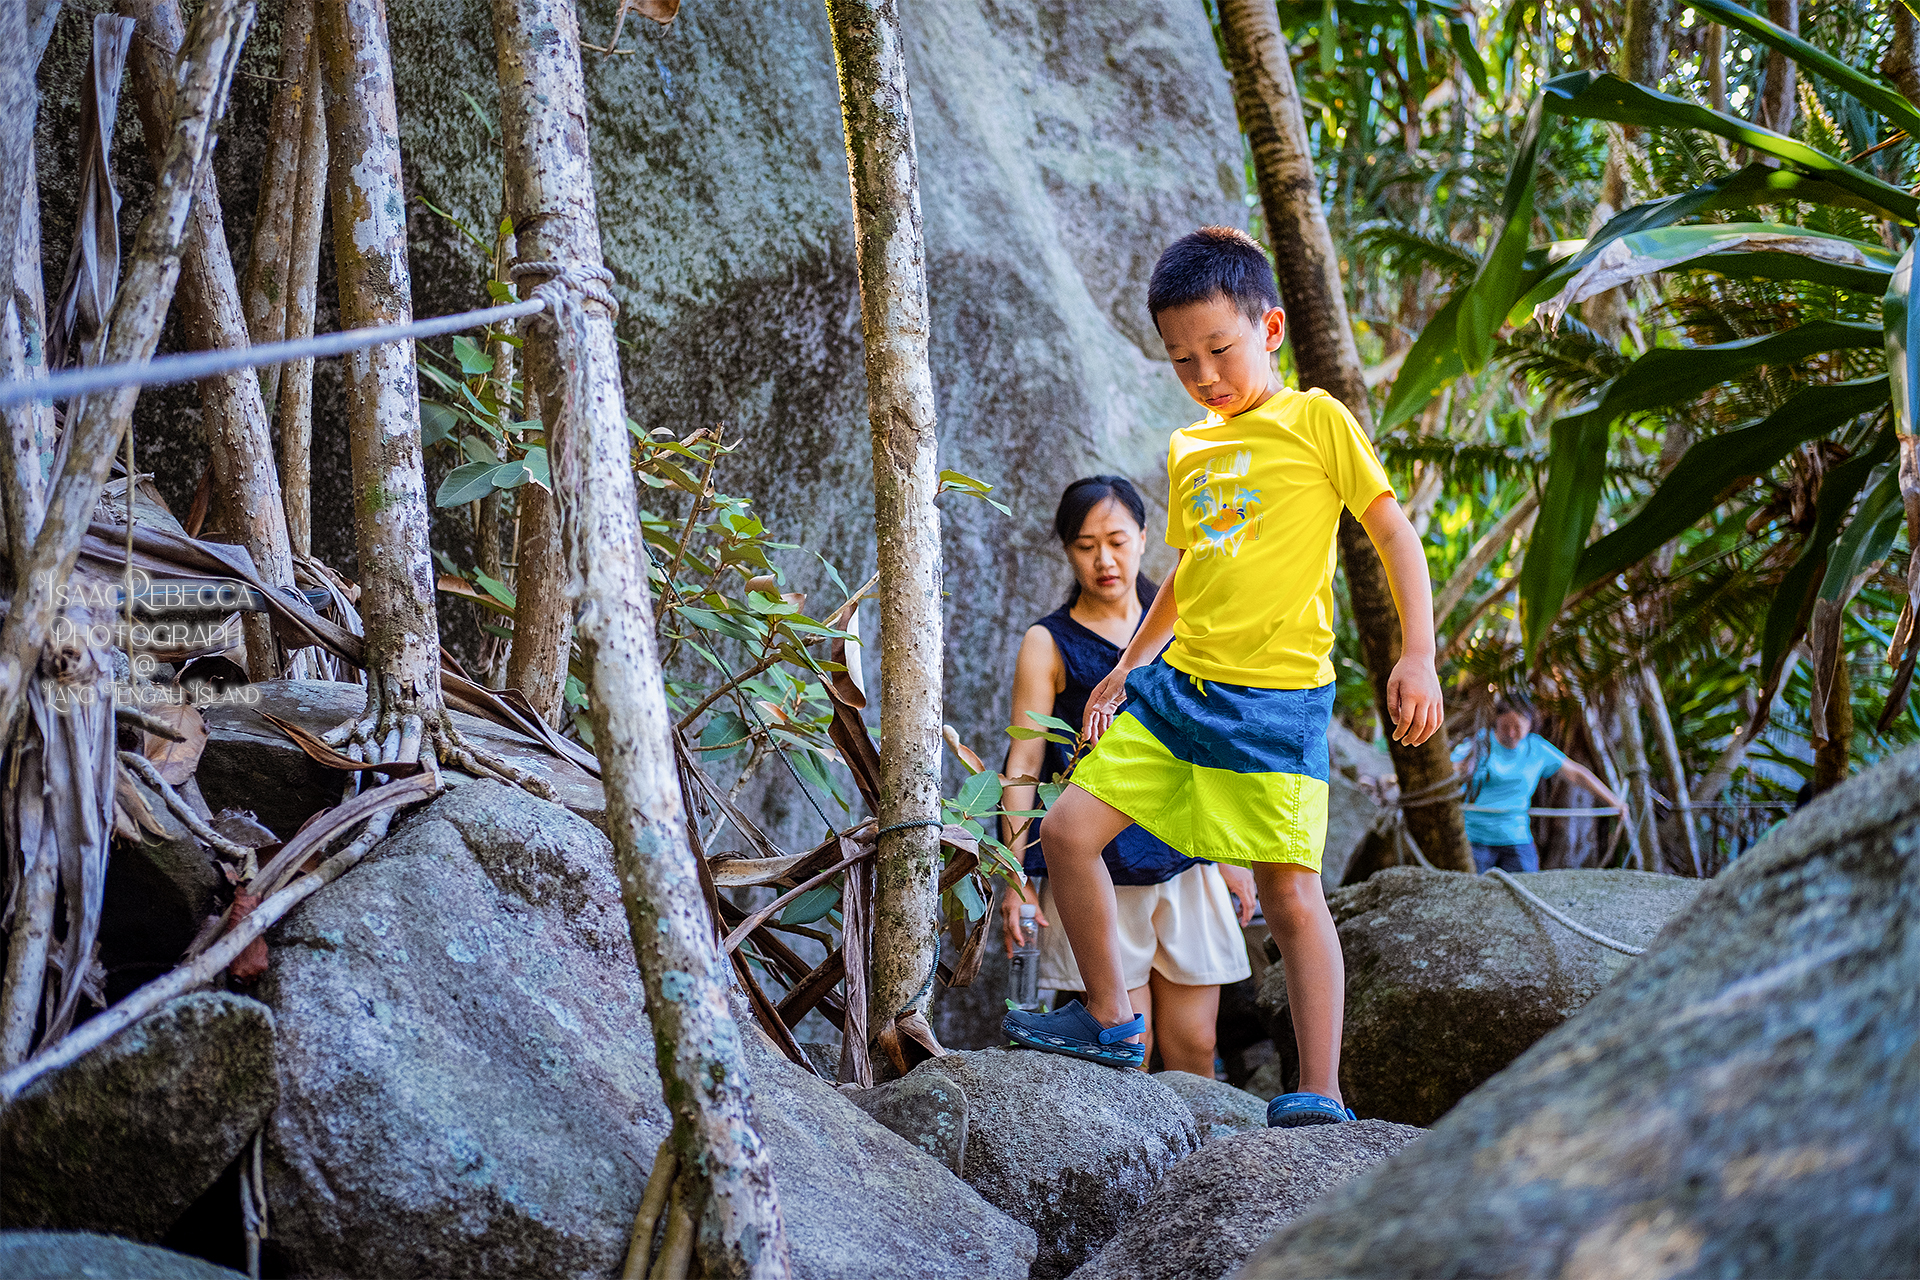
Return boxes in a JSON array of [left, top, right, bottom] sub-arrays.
[[1038, 783, 1139, 1034], [1252, 861, 1344, 1103], [1126, 984, 1153, 1064], [1146, 971, 1220, 1076]]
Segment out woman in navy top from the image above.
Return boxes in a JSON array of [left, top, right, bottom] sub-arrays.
[[1000, 476, 1255, 1075]]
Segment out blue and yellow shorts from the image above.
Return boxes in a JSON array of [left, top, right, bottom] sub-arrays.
[[1071, 659, 1333, 871]]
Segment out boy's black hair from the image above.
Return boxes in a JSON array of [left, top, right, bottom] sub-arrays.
[[1054, 475, 1158, 610], [1146, 226, 1282, 331]]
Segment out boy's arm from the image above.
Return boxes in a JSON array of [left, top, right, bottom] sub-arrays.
[[1358, 493, 1443, 746], [1082, 553, 1181, 746]]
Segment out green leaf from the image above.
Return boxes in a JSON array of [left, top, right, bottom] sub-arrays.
[[1544, 224, 1898, 321], [953, 768, 1003, 816], [780, 881, 842, 927], [472, 568, 517, 608], [1817, 465, 1907, 602], [1023, 711, 1078, 735], [936, 469, 1012, 516], [421, 401, 460, 447], [1456, 98, 1545, 373], [674, 606, 767, 645], [1576, 378, 1890, 588], [697, 710, 753, 755], [1518, 409, 1609, 659], [522, 445, 551, 489], [452, 334, 495, 376], [1592, 321, 1883, 425], [952, 875, 987, 922], [1687, 0, 1920, 142], [1006, 726, 1075, 744], [1446, 16, 1488, 97], [1887, 244, 1918, 443], [1760, 423, 1899, 678], [1541, 71, 1919, 225], [462, 434, 500, 464], [1036, 781, 1067, 807], [436, 460, 501, 507]]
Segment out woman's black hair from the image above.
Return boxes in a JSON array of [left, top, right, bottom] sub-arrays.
[[1055, 475, 1158, 608], [1493, 692, 1536, 722]]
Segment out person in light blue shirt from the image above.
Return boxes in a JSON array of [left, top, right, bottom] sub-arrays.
[[1451, 694, 1625, 873]]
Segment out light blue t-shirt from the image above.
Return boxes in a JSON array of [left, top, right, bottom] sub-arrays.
[[1452, 734, 1567, 846]]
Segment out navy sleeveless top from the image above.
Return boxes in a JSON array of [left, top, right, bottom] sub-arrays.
[[1019, 605, 1207, 886]]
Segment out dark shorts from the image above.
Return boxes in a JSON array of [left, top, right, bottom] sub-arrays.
[[1472, 842, 1539, 874]]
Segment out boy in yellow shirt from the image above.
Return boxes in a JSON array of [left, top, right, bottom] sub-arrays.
[[1004, 227, 1443, 1126]]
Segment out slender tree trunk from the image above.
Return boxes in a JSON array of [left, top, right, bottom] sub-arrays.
[[1616, 685, 1663, 871], [1640, 662, 1702, 875], [1, 8, 53, 585], [122, 0, 296, 682], [238, 0, 314, 419], [1885, 2, 1920, 112], [504, 481, 568, 722], [314, 0, 527, 783], [278, 42, 326, 560], [491, 0, 791, 1272], [0, 0, 252, 746], [1217, 0, 1471, 871], [1581, 695, 1640, 867], [1812, 647, 1852, 795], [1761, 0, 1798, 133], [825, 0, 948, 1042], [1704, 24, 1728, 112]]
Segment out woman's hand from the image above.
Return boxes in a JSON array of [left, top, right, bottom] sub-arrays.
[[1000, 883, 1047, 956], [1218, 862, 1257, 926], [1082, 664, 1131, 746]]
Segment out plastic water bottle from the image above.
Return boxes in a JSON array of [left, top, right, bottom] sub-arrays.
[[1008, 903, 1042, 1011]]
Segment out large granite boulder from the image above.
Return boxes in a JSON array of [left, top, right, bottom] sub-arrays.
[[0, 1231, 245, 1279], [908, 1048, 1201, 1279], [33, 0, 1244, 852], [1, 993, 276, 1242], [1241, 746, 1920, 1278], [259, 779, 1032, 1280], [1259, 866, 1701, 1124], [1152, 1069, 1268, 1142], [1069, 1120, 1423, 1280]]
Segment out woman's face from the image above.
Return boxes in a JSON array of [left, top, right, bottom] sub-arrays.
[[1066, 497, 1146, 607], [1493, 711, 1532, 749]]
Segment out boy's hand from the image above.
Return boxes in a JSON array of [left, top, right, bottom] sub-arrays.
[[1082, 665, 1131, 746], [1387, 653, 1443, 745], [1000, 885, 1047, 956], [1217, 862, 1257, 926]]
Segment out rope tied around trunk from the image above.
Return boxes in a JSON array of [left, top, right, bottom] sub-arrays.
[[510, 260, 619, 319]]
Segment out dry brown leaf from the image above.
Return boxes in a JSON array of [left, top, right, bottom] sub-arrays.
[[941, 724, 985, 774], [225, 892, 269, 983], [113, 766, 170, 838], [140, 702, 208, 784]]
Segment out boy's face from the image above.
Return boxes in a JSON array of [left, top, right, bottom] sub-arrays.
[[1157, 294, 1286, 418]]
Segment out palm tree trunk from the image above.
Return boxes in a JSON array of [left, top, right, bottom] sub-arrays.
[[122, 0, 297, 682], [490, 0, 791, 1271], [824, 0, 948, 1048], [1216, 0, 1471, 871]]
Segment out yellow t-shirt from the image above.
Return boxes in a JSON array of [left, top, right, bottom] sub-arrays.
[[1163, 387, 1394, 689]]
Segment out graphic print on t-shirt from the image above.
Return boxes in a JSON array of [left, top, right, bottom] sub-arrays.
[[1183, 448, 1265, 560]]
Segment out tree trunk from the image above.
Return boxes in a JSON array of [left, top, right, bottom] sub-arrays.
[[1581, 694, 1640, 867], [238, 0, 314, 419], [1704, 23, 1728, 112], [0, 0, 252, 744], [278, 40, 327, 560], [1640, 662, 1702, 875], [504, 480, 568, 723], [0, 5, 56, 583], [1812, 646, 1852, 795], [1885, 2, 1920, 112], [490, 0, 791, 1272], [1616, 684, 1663, 871], [122, 0, 297, 682], [824, 0, 948, 1043], [1760, 0, 1798, 134], [1217, 0, 1471, 871]]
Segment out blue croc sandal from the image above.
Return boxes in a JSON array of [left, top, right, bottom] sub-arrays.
[[1003, 999, 1147, 1068], [1267, 1092, 1356, 1128]]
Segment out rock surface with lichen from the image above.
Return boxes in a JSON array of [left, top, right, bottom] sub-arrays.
[[1239, 746, 1920, 1278], [257, 779, 1033, 1279], [1258, 866, 1701, 1125]]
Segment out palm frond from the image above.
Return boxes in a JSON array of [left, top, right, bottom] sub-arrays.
[[1351, 220, 1482, 283]]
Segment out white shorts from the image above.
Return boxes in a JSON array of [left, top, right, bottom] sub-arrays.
[[1036, 862, 1253, 992]]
